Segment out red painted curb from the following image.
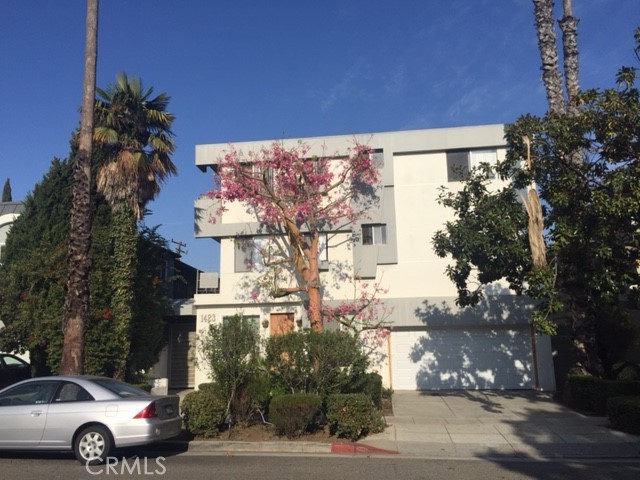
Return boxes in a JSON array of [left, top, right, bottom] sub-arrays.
[[330, 442, 399, 455]]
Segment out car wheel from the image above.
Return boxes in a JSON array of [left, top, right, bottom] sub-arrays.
[[74, 425, 113, 465]]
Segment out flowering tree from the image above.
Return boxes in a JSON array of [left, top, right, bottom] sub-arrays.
[[209, 141, 380, 330], [321, 274, 393, 363]]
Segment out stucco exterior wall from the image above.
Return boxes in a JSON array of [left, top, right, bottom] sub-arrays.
[[191, 125, 556, 391]]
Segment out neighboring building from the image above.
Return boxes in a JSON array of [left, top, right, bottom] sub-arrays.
[[0, 201, 23, 263], [192, 125, 556, 391], [151, 252, 200, 392]]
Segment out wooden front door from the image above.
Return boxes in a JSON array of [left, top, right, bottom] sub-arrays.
[[269, 313, 295, 336]]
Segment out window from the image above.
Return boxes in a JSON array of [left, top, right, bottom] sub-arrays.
[[53, 382, 94, 403], [223, 315, 260, 335], [0, 381, 59, 406], [303, 232, 328, 262], [446, 151, 469, 182], [90, 378, 149, 398], [236, 235, 327, 272], [447, 149, 497, 182], [317, 233, 328, 262], [470, 150, 497, 179], [362, 224, 387, 245], [234, 237, 267, 272]]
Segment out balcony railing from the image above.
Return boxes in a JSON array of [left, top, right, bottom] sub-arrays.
[[197, 272, 220, 294]]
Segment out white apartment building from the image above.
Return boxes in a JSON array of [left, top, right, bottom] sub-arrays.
[[192, 124, 556, 391]]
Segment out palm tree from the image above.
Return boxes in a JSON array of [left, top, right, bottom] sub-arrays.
[[531, 0, 602, 375], [532, 0, 565, 115], [93, 72, 176, 379], [60, 0, 99, 375]]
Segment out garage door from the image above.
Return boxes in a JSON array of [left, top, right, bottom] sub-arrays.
[[390, 328, 534, 390]]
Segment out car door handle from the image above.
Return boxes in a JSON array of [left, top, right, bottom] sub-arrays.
[[30, 410, 42, 417]]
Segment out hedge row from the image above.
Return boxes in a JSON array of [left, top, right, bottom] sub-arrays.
[[607, 396, 640, 435], [181, 380, 386, 440], [564, 375, 640, 414]]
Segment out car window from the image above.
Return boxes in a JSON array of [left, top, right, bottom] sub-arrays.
[[0, 381, 58, 406], [90, 378, 149, 398], [53, 381, 95, 403], [1, 355, 27, 368]]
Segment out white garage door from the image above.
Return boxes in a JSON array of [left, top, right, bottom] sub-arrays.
[[390, 328, 534, 390]]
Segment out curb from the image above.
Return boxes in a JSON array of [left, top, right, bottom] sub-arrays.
[[160, 439, 399, 456], [330, 443, 399, 455]]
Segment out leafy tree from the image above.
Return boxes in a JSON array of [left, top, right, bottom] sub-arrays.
[[433, 28, 640, 377], [61, 0, 98, 375], [2, 179, 11, 202], [196, 315, 261, 422], [210, 141, 380, 329], [0, 159, 72, 375], [0, 156, 170, 379], [92, 72, 176, 378]]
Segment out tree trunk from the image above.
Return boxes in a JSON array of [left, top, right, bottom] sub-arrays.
[[305, 233, 322, 331], [559, 0, 580, 114], [111, 208, 138, 380], [60, 0, 98, 375], [569, 298, 605, 377], [532, 0, 566, 115]]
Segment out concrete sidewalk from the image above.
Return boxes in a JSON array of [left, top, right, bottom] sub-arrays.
[[360, 390, 640, 459], [167, 390, 640, 459]]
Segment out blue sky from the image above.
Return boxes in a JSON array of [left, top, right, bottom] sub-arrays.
[[1, 0, 637, 272]]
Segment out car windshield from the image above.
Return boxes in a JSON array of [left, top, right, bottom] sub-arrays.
[[90, 378, 149, 398]]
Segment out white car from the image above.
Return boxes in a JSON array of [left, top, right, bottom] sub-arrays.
[[0, 375, 182, 464]]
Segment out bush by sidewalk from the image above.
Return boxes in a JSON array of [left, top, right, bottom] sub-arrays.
[[563, 374, 640, 414], [607, 396, 640, 434], [269, 393, 322, 438], [326, 393, 385, 441], [181, 388, 226, 437]]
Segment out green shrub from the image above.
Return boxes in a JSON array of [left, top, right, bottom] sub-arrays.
[[181, 388, 226, 437], [326, 393, 385, 441], [564, 375, 640, 414], [232, 372, 274, 424], [348, 372, 383, 409], [197, 315, 261, 420], [197, 382, 217, 393], [607, 396, 640, 434], [612, 362, 640, 381], [265, 330, 370, 398], [269, 393, 322, 438], [564, 375, 600, 412]]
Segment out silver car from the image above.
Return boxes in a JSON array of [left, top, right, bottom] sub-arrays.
[[0, 375, 181, 464]]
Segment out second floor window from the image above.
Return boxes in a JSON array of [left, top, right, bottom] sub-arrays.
[[447, 149, 497, 182], [362, 224, 387, 245]]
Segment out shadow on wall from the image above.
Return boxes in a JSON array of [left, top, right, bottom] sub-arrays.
[[408, 294, 535, 390]]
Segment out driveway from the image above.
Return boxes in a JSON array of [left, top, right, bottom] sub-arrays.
[[360, 390, 640, 459]]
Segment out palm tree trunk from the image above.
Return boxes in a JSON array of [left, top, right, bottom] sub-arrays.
[[532, 0, 566, 115], [531, 1, 603, 377], [60, 0, 98, 375], [559, 0, 580, 113]]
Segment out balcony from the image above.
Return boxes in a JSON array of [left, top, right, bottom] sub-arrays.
[[197, 272, 220, 294]]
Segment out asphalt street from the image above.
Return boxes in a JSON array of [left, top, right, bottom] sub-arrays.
[[1, 452, 639, 480]]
